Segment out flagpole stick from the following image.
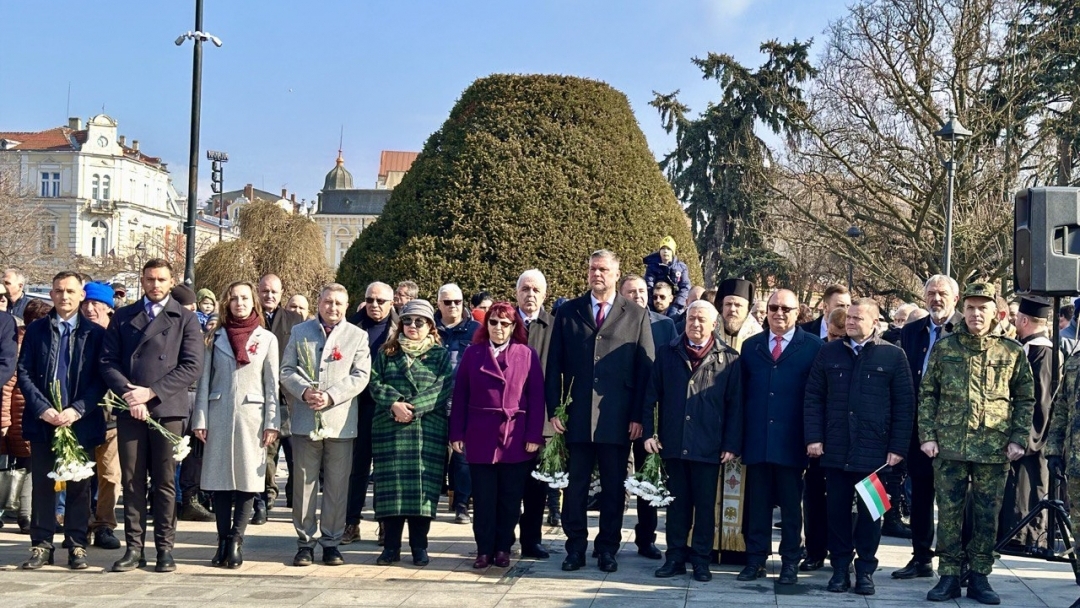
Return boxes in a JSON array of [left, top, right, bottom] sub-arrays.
[[872, 462, 888, 475]]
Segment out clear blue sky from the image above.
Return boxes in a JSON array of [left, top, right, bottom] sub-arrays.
[[0, 0, 850, 204]]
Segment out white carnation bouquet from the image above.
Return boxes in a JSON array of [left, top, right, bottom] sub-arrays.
[[47, 380, 96, 482], [104, 391, 192, 461]]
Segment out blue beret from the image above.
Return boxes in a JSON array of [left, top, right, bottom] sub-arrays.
[[84, 282, 115, 307]]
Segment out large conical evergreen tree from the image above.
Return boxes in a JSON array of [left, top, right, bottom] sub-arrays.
[[337, 74, 701, 302]]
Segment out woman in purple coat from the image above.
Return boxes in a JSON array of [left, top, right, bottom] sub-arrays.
[[450, 302, 545, 569]]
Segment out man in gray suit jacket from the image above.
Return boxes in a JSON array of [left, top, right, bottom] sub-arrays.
[[546, 250, 655, 574], [280, 283, 371, 567]]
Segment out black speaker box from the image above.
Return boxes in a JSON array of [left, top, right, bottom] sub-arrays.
[[1014, 187, 1080, 296]]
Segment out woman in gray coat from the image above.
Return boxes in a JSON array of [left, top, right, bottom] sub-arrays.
[[192, 281, 279, 569]]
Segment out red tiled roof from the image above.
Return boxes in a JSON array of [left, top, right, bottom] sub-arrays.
[[378, 151, 418, 178], [0, 127, 79, 151]]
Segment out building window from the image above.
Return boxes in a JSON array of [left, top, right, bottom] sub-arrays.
[[102, 175, 111, 200], [40, 223, 57, 253], [90, 220, 109, 258], [40, 172, 60, 197], [92, 174, 100, 199]]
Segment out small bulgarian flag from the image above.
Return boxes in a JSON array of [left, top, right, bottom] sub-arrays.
[[855, 470, 892, 521]]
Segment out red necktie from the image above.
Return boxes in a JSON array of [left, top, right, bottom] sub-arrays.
[[595, 301, 607, 328], [771, 335, 783, 360]]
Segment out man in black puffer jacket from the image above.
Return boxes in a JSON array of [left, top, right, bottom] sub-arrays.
[[804, 298, 914, 597]]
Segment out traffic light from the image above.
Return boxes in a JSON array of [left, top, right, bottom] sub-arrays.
[[210, 160, 223, 194]]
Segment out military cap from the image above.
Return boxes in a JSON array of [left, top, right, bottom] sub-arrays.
[[961, 282, 996, 302]]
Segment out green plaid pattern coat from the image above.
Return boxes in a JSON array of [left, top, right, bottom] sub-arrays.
[[370, 345, 454, 518]]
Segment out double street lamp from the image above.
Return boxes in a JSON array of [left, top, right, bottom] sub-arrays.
[[933, 111, 972, 278], [176, 0, 222, 286]]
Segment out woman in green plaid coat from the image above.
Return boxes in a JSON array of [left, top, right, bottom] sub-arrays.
[[370, 300, 454, 567]]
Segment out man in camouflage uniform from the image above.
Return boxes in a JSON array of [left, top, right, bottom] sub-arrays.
[[1045, 335, 1080, 608], [919, 283, 1034, 605]]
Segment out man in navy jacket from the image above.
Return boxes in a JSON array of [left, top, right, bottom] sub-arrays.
[[737, 289, 823, 585], [17, 271, 107, 569]]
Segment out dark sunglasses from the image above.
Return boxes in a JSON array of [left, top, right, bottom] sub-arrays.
[[487, 318, 514, 328], [400, 317, 428, 328], [768, 304, 797, 314], [441, 299, 462, 306], [365, 297, 390, 305]]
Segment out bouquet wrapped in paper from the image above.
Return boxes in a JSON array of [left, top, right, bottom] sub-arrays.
[[531, 380, 572, 489], [47, 380, 96, 482], [104, 392, 192, 461], [297, 340, 331, 440]]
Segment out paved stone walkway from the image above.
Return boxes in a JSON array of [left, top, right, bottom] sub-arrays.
[[0, 477, 1076, 607]]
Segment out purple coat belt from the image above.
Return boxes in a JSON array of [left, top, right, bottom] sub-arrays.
[[449, 341, 546, 464]]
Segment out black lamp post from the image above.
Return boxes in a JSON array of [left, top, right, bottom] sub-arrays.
[[933, 110, 972, 278], [175, 0, 222, 286], [846, 225, 864, 289]]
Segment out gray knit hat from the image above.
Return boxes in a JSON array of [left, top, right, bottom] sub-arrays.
[[400, 299, 436, 324]]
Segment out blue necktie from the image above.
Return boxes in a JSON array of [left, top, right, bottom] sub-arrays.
[[56, 324, 70, 406], [145, 301, 156, 320], [853, 343, 862, 356]]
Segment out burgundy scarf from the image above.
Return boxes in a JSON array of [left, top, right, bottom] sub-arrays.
[[225, 312, 261, 366], [684, 335, 715, 371]]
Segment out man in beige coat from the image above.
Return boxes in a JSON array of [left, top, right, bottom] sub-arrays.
[[281, 283, 371, 567]]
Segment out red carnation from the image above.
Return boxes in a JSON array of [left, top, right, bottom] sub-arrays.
[[248, 342, 259, 355], [331, 347, 343, 361]]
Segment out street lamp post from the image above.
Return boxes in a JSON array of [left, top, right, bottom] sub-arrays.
[[933, 110, 972, 278], [175, 0, 222, 287], [846, 225, 863, 289]]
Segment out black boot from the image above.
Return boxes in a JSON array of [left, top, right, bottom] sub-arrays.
[[112, 548, 146, 572], [226, 535, 244, 569], [179, 492, 214, 522], [211, 536, 228, 567], [881, 510, 912, 539], [966, 573, 1000, 605], [853, 566, 875, 595], [827, 561, 851, 592], [927, 575, 962, 602]]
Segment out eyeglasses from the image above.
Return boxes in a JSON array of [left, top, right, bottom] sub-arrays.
[[768, 304, 797, 314], [487, 318, 514, 328], [365, 297, 390, 305], [441, 299, 462, 306], [400, 317, 428, 328]]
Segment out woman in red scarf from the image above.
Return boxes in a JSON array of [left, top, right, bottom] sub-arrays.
[[192, 281, 280, 569]]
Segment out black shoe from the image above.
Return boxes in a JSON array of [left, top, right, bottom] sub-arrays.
[[654, 559, 686, 578], [375, 548, 400, 566], [520, 543, 550, 559], [892, 559, 934, 579], [155, 550, 176, 572], [22, 545, 54, 569], [111, 548, 146, 572], [226, 536, 244, 569], [323, 546, 344, 566], [637, 543, 663, 560], [68, 546, 88, 570], [778, 562, 798, 585], [211, 537, 228, 567], [178, 494, 214, 522], [93, 527, 122, 550], [927, 575, 962, 602], [737, 564, 766, 581], [562, 551, 585, 571], [250, 502, 268, 526], [411, 549, 429, 566], [966, 573, 1001, 605], [293, 547, 314, 567], [799, 557, 825, 571], [827, 567, 851, 592], [546, 511, 561, 527], [597, 552, 618, 573], [692, 562, 712, 582], [854, 572, 875, 595], [881, 513, 913, 539]]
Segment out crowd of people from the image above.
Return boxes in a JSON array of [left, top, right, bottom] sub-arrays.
[[0, 235, 1075, 606]]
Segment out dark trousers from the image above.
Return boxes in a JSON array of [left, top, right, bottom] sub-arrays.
[[117, 415, 185, 551], [907, 441, 936, 562], [825, 469, 882, 573], [744, 462, 803, 566], [803, 458, 828, 561], [519, 457, 558, 547], [381, 515, 432, 551], [213, 490, 255, 539], [470, 460, 532, 555], [563, 442, 630, 556], [664, 458, 720, 565], [632, 437, 658, 546], [30, 441, 92, 549], [345, 400, 375, 525], [178, 431, 203, 497], [449, 450, 472, 511]]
